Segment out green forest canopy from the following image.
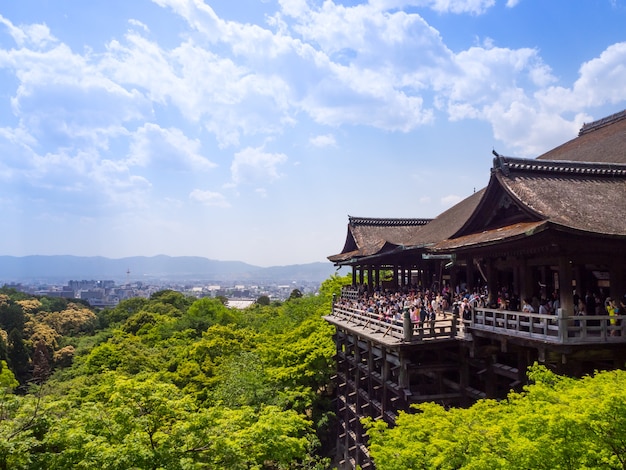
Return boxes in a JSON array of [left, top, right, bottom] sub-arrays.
[[3, 275, 626, 469], [0, 275, 350, 470]]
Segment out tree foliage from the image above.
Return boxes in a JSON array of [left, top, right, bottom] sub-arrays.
[[0, 285, 336, 469], [365, 364, 626, 470]]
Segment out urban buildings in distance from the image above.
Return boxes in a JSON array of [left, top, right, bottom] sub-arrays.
[[3, 278, 324, 309]]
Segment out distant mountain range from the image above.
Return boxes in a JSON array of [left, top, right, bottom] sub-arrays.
[[0, 255, 340, 284]]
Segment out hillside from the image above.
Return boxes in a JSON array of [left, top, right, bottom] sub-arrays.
[[0, 255, 338, 284]]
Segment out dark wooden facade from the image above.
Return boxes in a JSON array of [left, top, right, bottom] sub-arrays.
[[326, 110, 626, 469]]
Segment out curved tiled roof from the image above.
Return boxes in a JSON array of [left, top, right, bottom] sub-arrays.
[[408, 188, 486, 246], [537, 109, 626, 164], [348, 216, 431, 227], [329, 110, 626, 261], [434, 221, 547, 251], [327, 216, 432, 263], [496, 156, 626, 236]]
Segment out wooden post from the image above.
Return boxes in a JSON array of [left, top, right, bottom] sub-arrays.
[[558, 257, 574, 316]]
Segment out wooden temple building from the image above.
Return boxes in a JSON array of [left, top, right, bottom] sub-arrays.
[[324, 110, 626, 469]]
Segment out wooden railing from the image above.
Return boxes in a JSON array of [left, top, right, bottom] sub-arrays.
[[469, 307, 626, 344], [340, 286, 361, 302], [330, 303, 458, 342], [330, 295, 626, 345]]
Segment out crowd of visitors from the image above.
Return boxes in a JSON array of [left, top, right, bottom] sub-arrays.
[[336, 284, 626, 328], [336, 284, 490, 325]]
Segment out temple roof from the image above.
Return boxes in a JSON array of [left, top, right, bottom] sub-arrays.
[[329, 109, 626, 263], [537, 109, 626, 164], [327, 216, 431, 263], [433, 221, 547, 251], [495, 156, 626, 235], [431, 156, 626, 252]]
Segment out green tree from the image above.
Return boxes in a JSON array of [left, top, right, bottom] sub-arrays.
[[365, 364, 626, 470], [0, 360, 18, 390], [0, 332, 7, 362], [7, 329, 30, 385], [0, 295, 25, 336], [148, 290, 194, 313], [318, 273, 352, 301], [100, 297, 149, 326], [182, 297, 239, 334], [288, 288, 303, 301], [213, 351, 272, 408]]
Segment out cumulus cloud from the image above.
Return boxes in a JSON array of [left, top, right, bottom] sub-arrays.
[[325, 0, 496, 16], [0, 14, 57, 48], [310, 133, 337, 148], [1, 0, 625, 216], [128, 123, 216, 171], [189, 189, 230, 207], [537, 42, 626, 111], [230, 147, 288, 185]]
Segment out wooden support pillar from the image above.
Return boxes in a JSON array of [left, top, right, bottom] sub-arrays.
[[354, 336, 361, 416], [538, 266, 546, 300], [367, 266, 373, 293], [352, 267, 357, 287], [558, 257, 574, 316], [381, 349, 389, 415], [466, 259, 475, 292], [398, 351, 409, 391], [367, 341, 374, 409], [513, 264, 521, 299], [459, 343, 470, 406], [486, 259, 496, 306], [375, 269, 380, 291], [610, 258, 626, 302], [519, 258, 533, 307], [573, 264, 583, 302], [450, 266, 459, 294], [359, 266, 364, 288], [517, 349, 528, 385]]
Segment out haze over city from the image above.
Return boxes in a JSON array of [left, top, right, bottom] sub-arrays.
[[1, 0, 626, 267]]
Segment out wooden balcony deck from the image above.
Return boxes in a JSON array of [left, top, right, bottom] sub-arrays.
[[326, 301, 626, 346], [325, 304, 460, 347], [469, 307, 626, 345]]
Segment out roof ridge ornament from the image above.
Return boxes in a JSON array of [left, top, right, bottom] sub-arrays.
[[492, 155, 626, 177], [492, 150, 510, 176], [579, 109, 626, 136], [348, 216, 432, 227]]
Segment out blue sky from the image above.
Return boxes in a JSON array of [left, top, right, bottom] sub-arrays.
[[1, 0, 625, 267]]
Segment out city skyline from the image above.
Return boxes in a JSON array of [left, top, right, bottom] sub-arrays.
[[1, 1, 626, 266]]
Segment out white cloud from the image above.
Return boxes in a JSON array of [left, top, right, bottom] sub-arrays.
[[128, 19, 149, 33], [310, 133, 337, 148], [325, 1, 496, 16], [453, 41, 626, 156], [230, 147, 288, 185], [1, 0, 625, 221], [537, 42, 626, 111], [189, 189, 230, 207], [128, 123, 216, 171], [0, 14, 57, 48]]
